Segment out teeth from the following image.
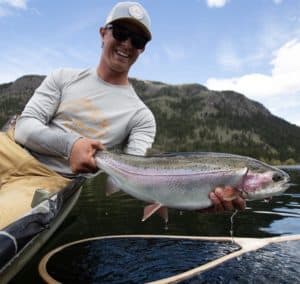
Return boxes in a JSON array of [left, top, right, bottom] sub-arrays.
[[116, 50, 129, 58]]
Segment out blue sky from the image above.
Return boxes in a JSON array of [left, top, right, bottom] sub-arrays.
[[0, 0, 300, 126]]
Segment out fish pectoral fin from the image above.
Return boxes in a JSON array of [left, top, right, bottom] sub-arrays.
[[142, 203, 167, 222], [235, 167, 248, 177], [234, 167, 249, 192], [105, 176, 120, 196]]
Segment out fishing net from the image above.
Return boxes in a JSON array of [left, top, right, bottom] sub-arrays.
[[39, 234, 300, 283]]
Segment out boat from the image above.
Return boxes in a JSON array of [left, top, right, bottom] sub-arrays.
[[0, 116, 85, 283]]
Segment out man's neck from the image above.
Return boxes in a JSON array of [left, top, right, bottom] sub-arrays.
[[96, 64, 129, 85]]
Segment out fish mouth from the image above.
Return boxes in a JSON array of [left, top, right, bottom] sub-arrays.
[[240, 169, 291, 200], [241, 178, 291, 200]]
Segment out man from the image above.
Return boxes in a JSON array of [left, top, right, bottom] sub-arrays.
[[15, 2, 156, 177], [1, 2, 244, 228]]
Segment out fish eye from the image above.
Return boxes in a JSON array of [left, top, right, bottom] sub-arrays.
[[272, 173, 283, 182]]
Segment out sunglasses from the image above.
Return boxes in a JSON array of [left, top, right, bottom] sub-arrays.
[[106, 23, 149, 50]]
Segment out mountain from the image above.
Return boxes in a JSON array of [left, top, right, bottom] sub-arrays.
[[1, 75, 299, 164], [0, 75, 44, 127]]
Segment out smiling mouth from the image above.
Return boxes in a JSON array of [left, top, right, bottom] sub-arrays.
[[116, 49, 129, 59]]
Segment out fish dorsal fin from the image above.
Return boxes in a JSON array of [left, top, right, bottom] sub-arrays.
[[105, 176, 120, 196], [142, 203, 162, 221]]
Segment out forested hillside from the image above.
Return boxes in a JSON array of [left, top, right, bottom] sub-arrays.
[[1, 75, 299, 164]]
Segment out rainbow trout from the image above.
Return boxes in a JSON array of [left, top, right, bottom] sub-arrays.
[[95, 151, 290, 222]]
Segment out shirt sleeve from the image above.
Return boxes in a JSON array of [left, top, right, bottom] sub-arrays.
[[124, 107, 156, 156], [14, 69, 81, 158]]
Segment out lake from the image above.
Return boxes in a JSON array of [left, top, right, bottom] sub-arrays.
[[11, 167, 300, 283]]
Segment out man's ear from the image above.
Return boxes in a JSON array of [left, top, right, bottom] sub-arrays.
[[99, 27, 105, 39]]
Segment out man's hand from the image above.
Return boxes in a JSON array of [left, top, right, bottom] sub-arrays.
[[69, 138, 105, 174], [199, 186, 246, 213]]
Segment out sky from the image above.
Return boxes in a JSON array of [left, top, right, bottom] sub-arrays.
[[0, 0, 300, 127]]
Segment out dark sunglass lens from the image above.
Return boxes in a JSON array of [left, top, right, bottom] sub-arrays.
[[112, 25, 129, 41], [111, 24, 148, 49], [131, 35, 147, 49]]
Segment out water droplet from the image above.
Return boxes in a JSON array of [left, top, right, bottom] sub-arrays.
[[230, 210, 239, 243], [164, 222, 169, 231]]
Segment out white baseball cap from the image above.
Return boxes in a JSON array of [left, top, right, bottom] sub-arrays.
[[105, 2, 152, 40]]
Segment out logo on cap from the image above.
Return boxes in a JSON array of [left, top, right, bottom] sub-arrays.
[[128, 4, 144, 20]]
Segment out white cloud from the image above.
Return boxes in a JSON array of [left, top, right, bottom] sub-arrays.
[[207, 39, 300, 98], [272, 39, 300, 75], [206, 39, 300, 126], [0, 0, 27, 9], [206, 0, 281, 8], [206, 0, 230, 8], [0, 0, 27, 16]]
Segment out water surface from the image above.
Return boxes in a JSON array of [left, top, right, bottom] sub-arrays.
[[11, 167, 300, 283]]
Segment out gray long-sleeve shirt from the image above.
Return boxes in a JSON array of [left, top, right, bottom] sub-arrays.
[[15, 68, 156, 177]]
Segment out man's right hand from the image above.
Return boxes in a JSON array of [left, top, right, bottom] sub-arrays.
[[69, 138, 105, 174]]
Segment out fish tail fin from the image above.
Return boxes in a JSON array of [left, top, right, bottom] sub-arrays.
[[142, 203, 168, 222]]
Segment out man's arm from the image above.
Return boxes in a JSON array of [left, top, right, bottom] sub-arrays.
[[124, 108, 156, 156], [15, 69, 81, 159]]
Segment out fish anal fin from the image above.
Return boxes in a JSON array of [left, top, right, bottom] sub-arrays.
[[142, 203, 163, 222], [105, 176, 120, 196]]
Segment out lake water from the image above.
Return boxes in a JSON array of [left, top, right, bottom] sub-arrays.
[[11, 167, 300, 283]]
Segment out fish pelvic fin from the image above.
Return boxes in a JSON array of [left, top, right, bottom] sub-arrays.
[[105, 176, 120, 196], [142, 203, 168, 223]]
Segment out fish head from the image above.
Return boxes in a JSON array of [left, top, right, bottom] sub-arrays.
[[240, 163, 290, 200]]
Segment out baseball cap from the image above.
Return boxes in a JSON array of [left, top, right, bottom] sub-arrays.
[[105, 2, 152, 40]]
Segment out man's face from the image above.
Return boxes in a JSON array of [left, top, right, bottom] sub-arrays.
[[100, 20, 148, 74]]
